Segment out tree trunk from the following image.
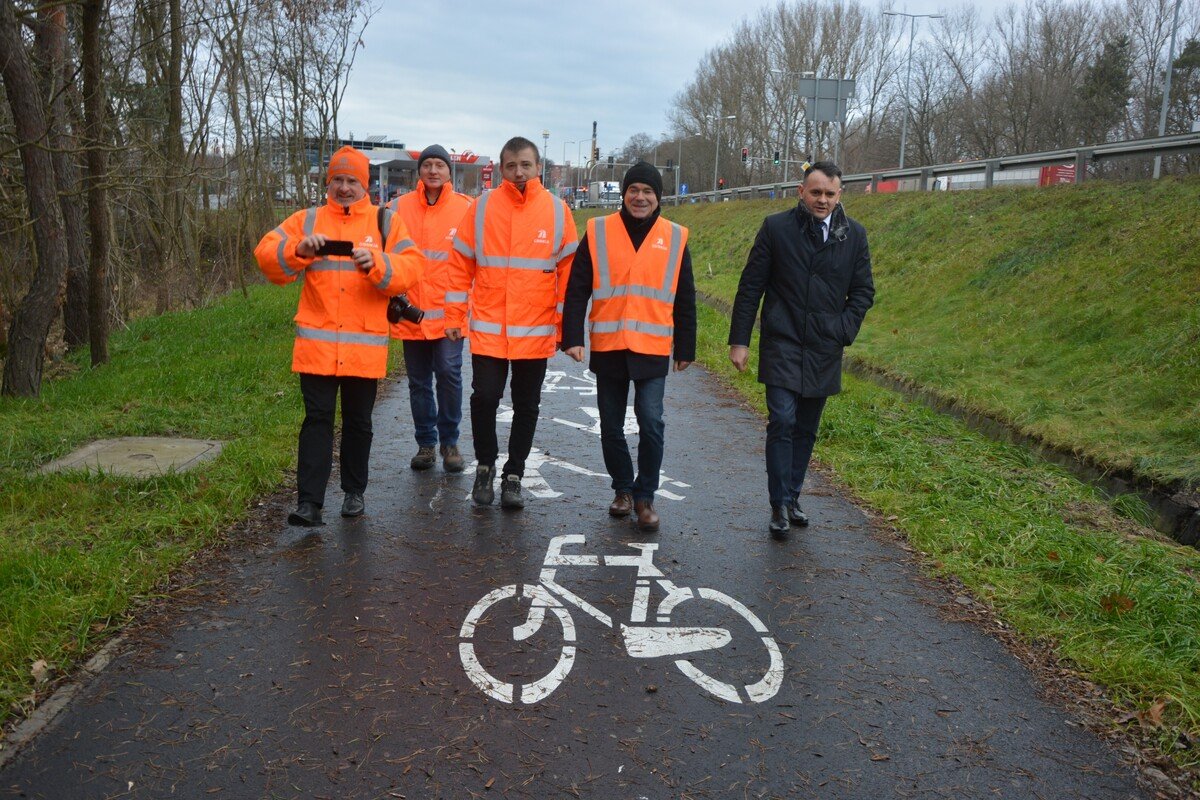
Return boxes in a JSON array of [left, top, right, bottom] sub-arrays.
[[36, 7, 90, 350], [82, 0, 110, 365], [0, 1, 70, 397]]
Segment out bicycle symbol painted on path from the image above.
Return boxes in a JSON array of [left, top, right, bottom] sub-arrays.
[[459, 534, 784, 705]]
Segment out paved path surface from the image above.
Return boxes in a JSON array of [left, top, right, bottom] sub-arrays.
[[1, 353, 1147, 799]]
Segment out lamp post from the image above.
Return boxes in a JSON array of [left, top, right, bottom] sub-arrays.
[[1153, 0, 1184, 179], [541, 129, 550, 184], [770, 68, 814, 182], [561, 140, 575, 195], [707, 113, 736, 193], [884, 11, 942, 169]]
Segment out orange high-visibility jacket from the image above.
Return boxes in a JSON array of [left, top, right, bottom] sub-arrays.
[[254, 195, 423, 378], [586, 214, 689, 356], [387, 182, 472, 340], [444, 177, 578, 360]]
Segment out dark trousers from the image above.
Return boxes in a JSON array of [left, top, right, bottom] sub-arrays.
[[297, 373, 378, 507], [765, 386, 827, 507], [470, 354, 547, 478], [402, 337, 464, 447], [596, 373, 665, 503]]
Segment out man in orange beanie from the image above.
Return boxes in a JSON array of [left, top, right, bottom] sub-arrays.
[[255, 145, 424, 526]]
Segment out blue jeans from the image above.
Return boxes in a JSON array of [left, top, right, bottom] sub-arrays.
[[765, 386, 827, 507], [402, 338, 464, 447], [596, 374, 665, 503]]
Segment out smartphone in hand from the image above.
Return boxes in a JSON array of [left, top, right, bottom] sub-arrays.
[[314, 240, 355, 257]]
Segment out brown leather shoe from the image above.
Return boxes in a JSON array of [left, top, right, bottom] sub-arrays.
[[634, 499, 659, 532], [608, 491, 633, 517]]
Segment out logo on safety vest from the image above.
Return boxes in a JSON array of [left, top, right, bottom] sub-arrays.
[[447, 227, 457, 240], [362, 234, 376, 246], [652, 236, 667, 251], [534, 229, 549, 244]]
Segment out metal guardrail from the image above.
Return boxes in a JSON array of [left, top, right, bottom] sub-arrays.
[[664, 131, 1200, 204]]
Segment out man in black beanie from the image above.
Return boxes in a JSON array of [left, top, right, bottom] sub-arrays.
[[562, 161, 696, 532]]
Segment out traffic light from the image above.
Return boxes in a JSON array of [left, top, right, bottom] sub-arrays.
[[607, 155, 614, 166], [666, 158, 674, 169], [773, 150, 780, 165], [592, 146, 600, 162], [741, 147, 748, 165]]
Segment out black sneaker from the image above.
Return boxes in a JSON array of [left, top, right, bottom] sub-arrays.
[[288, 501, 323, 527], [472, 465, 495, 505], [500, 474, 525, 509], [411, 445, 437, 471], [341, 492, 364, 518]]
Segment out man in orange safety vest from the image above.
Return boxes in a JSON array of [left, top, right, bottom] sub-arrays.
[[444, 136, 578, 510], [255, 145, 423, 527], [562, 161, 696, 532]]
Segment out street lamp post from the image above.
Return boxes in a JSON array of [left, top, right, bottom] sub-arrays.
[[884, 11, 942, 170], [1153, 0, 1184, 179], [770, 68, 814, 182], [541, 129, 550, 184], [707, 113, 736, 193]]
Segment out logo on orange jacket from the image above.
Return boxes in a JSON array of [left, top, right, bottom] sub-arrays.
[[534, 229, 549, 244]]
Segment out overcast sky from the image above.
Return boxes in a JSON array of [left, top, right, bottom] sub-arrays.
[[338, 0, 1014, 162]]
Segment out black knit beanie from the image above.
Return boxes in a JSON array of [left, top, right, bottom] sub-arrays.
[[417, 144, 452, 172], [621, 161, 663, 201]]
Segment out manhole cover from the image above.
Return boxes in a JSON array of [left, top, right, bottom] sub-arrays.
[[40, 437, 224, 477]]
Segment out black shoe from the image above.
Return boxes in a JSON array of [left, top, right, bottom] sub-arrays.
[[787, 499, 809, 527], [769, 506, 789, 536], [472, 465, 495, 505], [341, 492, 364, 518], [288, 501, 323, 527], [500, 474, 525, 509]]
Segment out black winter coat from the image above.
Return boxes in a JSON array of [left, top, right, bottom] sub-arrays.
[[728, 203, 874, 397]]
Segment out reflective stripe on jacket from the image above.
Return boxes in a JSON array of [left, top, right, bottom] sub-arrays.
[[254, 194, 423, 378], [445, 177, 578, 359], [586, 214, 688, 356], [387, 182, 472, 340]]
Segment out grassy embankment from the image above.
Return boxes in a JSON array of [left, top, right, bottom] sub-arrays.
[[0, 285, 400, 728], [579, 179, 1200, 775]]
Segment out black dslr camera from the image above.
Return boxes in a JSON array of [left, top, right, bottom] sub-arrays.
[[387, 294, 425, 324]]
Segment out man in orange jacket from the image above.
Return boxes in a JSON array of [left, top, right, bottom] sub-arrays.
[[444, 136, 578, 509], [255, 145, 424, 527], [388, 145, 472, 474], [562, 162, 696, 532]]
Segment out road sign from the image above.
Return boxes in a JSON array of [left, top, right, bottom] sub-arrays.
[[680, 183, 688, 195]]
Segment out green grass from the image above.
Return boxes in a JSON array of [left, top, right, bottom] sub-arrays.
[[610, 179, 1200, 490], [0, 284, 403, 723], [693, 302, 1200, 777]]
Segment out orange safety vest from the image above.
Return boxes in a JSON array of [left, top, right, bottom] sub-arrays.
[[388, 182, 472, 340], [586, 214, 688, 356], [444, 177, 578, 360], [254, 195, 423, 378]]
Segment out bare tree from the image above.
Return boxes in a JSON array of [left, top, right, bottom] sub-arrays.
[[0, 1, 70, 396]]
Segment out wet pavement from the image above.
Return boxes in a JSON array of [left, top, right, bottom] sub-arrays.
[[1, 352, 1148, 799]]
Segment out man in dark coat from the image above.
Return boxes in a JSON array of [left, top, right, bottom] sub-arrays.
[[728, 161, 874, 535]]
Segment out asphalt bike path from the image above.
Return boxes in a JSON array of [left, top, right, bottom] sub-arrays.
[[1, 351, 1146, 799]]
